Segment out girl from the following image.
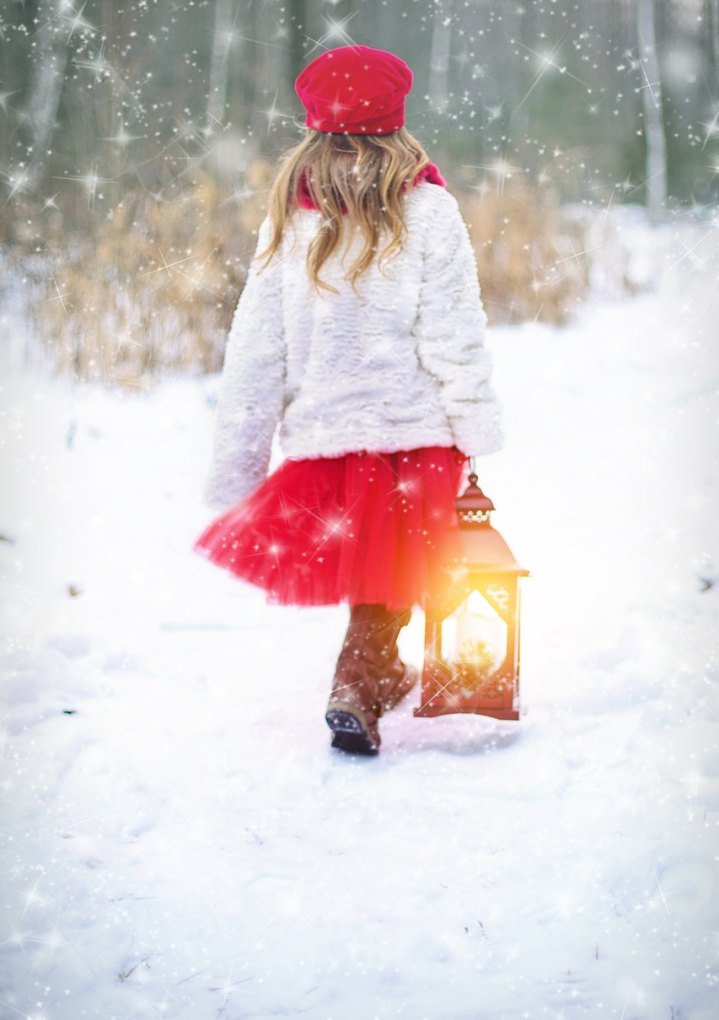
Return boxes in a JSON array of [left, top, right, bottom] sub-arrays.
[[193, 44, 503, 756]]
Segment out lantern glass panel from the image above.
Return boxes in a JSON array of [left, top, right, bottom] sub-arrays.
[[441, 589, 507, 676]]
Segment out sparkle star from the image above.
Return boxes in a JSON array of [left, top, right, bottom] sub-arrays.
[[20, 879, 51, 918], [101, 124, 144, 146], [303, 11, 361, 58], [59, 0, 97, 41], [463, 157, 524, 196], [54, 164, 115, 208], [3, 166, 32, 201], [261, 89, 294, 134], [0, 89, 20, 113]]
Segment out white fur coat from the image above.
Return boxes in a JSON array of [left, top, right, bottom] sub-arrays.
[[203, 180, 503, 509]]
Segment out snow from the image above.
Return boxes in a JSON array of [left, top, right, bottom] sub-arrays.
[[1, 207, 718, 1019]]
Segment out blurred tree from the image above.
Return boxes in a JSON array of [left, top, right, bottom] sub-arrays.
[[429, 0, 453, 114], [207, 0, 234, 129], [637, 0, 668, 222], [0, 0, 715, 217], [289, 0, 313, 83], [21, 0, 70, 189]]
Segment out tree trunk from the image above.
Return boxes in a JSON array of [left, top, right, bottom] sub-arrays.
[[707, 0, 719, 84], [429, 0, 454, 114], [207, 0, 234, 128], [289, 0, 312, 83], [21, 0, 70, 189], [636, 0, 668, 223]]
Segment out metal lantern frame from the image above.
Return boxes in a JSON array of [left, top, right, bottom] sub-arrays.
[[414, 458, 530, 721]]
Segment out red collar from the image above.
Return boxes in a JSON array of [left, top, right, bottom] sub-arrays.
[[294, 160, 446, 211]]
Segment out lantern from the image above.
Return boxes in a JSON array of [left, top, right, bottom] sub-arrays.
[[414, 461, 530, 721]]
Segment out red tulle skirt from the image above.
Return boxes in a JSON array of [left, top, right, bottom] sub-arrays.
[[193, 445, 468, 612]]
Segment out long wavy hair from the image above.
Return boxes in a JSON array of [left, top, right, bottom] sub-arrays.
[[254, 127, 433, 298]]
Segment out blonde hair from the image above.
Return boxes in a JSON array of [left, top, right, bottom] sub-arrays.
[[255, 127, 433, 298]]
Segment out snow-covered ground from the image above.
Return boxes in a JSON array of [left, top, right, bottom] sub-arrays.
[[1, 208, 717, 1019]]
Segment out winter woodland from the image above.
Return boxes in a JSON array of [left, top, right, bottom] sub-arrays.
[[1, 2, 718, 1018]]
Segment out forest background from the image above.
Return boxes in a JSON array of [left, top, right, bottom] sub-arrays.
[[0, 0, 717, 384]]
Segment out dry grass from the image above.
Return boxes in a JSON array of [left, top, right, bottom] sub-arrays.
[[12, 161, 275, 388], [9, 161, 629, 387], [466, 179, 591, 326]]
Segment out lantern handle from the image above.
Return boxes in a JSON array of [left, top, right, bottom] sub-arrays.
[[468, 454, 478, 480]]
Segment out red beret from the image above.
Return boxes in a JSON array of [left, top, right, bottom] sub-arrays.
[[295, 45, 413, 135]]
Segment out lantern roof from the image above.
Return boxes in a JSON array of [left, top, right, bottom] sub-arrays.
[[456, 471, 495, 519], [455, 473, 529, 576], [459, 522, 530, 576]]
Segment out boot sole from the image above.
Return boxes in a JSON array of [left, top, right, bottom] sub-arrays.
[[325, 701, 379, 755]]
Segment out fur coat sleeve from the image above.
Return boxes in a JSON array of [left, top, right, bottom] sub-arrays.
[[202, 216, 285, 510], [412, 189, 503, 458]]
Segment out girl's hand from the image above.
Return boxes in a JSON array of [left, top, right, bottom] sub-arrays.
[[452, 445, 469, 464]]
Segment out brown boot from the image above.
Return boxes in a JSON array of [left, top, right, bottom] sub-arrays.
[[326, 604, 418, 754], [326, 603, 393, 755], [375, 607, 420, 713]]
